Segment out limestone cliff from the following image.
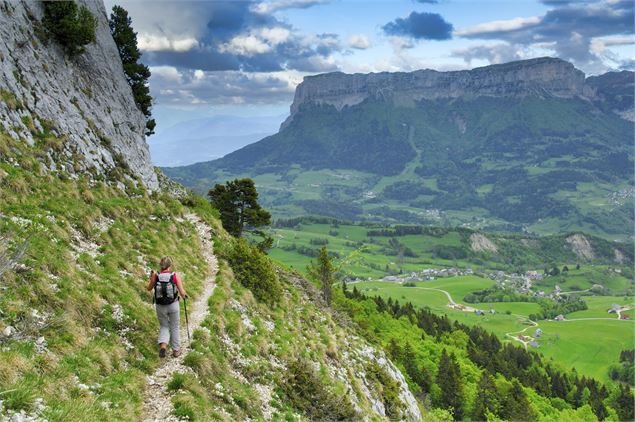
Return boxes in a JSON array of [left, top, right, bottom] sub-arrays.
[[0, 0, 158, 190], [282, 57, 592, 129]]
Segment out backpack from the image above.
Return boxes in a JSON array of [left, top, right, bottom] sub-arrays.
[[154, 271, 178, 305]]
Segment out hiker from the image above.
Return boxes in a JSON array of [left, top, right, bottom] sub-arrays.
[[146, 256, 188, 358]]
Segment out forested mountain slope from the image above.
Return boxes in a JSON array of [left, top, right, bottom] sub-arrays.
[[165, 59, 634, 240]]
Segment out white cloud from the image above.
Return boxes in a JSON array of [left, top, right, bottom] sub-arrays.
[[387, 36, 415, 52], [138, 34, 199, 52], [220, 35, 273, 56], [452, 43, 525, 64], [149, 69, 304, 107], [258, 27, 292, 45], [150, 66, 183, 83], [456, 16, 541, 37], [193, 70, 205, 81], [253, 0, 329, 14], [591, 34, 635, 54], [348, 34, 371, 50]]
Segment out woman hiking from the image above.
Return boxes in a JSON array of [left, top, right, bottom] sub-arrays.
[[146, 256, 188, 358]]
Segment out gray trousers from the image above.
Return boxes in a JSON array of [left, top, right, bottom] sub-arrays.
[[156, 300, 180, 351]]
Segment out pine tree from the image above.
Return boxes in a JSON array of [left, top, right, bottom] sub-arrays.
[[387, 338, 402, 361], [307, 246, 334, 306], [403, 342, 431, 393], [472, 372, 500, 421], [435, 349, 463, 420], [109, 6, 155, 135], [612, 384, 634, 422], [208, 178, 271, 238], [500, 379, 536, 421]]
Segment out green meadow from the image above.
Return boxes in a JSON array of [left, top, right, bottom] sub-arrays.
[[353, 278, 635, 382], [267, 221, 634, 382]]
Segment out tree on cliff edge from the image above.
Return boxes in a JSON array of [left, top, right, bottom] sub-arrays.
[[208, 178, 271, 240], [109, 5, 155, 136], [307, 246, 334, 306]]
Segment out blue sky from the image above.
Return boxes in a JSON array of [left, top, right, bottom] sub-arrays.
[[104, 0, 635, 131]]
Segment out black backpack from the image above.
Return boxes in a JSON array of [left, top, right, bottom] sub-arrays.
[[154, 272, 178, 305]]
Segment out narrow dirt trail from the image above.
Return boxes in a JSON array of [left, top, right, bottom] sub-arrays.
[[140, 214, 218, 422]]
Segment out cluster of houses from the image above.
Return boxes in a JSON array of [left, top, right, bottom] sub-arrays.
[[489, 270, 545, 294], [516, 328, 543, 348], [377, 267, 475, 283], [608, 304, 631, 320], [608, 187, 634, 206]]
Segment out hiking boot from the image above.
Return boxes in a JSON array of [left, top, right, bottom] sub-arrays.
[[172, 349, 182, 358], [159, 348, 166, 358]]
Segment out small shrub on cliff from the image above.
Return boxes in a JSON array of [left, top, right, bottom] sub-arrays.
[[225, 238, 281, 305], [280, 358, 358, 420], [42, 1, 97, 57]]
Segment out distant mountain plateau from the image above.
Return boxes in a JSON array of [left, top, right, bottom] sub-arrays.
[[164, 58, 635, 241]]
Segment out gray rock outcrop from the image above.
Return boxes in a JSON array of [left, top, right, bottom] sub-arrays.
[[282, 57, 593, 129], [0, 0, 158, 190]]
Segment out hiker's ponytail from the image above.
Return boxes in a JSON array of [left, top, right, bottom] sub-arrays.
[[159, 256, 173, 271]]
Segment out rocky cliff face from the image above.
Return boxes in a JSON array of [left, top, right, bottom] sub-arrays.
[[0, 0, 158, 190], [282, 57, 591, 129]]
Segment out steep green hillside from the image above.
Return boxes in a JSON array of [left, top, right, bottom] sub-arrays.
[[0, 130, 215, 419], [335, 287, 634, 421], [165, 76, 634, 240], [0, 128, 422, 421]]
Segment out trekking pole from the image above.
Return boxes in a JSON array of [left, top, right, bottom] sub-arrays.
[[183, 296, 191, 344]]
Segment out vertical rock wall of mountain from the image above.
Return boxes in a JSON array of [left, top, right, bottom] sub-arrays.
[[0, 0, 158, 190], [281, 57, 593, 129]]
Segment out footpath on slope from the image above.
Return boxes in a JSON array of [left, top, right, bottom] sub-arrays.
[[141, 214, 218, 422]]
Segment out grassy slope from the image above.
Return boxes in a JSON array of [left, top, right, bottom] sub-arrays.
[[163, 260, 422, 420], [0, 128, 223, 419], [0, 128, 422, 421]]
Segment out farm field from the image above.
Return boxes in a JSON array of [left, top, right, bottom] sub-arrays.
[[538, 320, 634, 381], [268, 222, 634, 382], [268, 222, 634, 292], [353, 279, 635, 382]]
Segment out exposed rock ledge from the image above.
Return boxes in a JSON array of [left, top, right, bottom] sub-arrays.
[[0, 0, 158, 190]]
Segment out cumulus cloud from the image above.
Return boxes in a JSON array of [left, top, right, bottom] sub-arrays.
[[456, 0, 634, 73], [150, 66, 183, 83], [455, 16, 541, 37], [112, 0, 344, 78], [220, 34, 273, 56], [122, 0, 343, 107], [348, 34, 372, 49], [382, 11, 453, 40], [138, 34, 200, 52], [193, 69, 205, 81], [259, 27, 292, 45]]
